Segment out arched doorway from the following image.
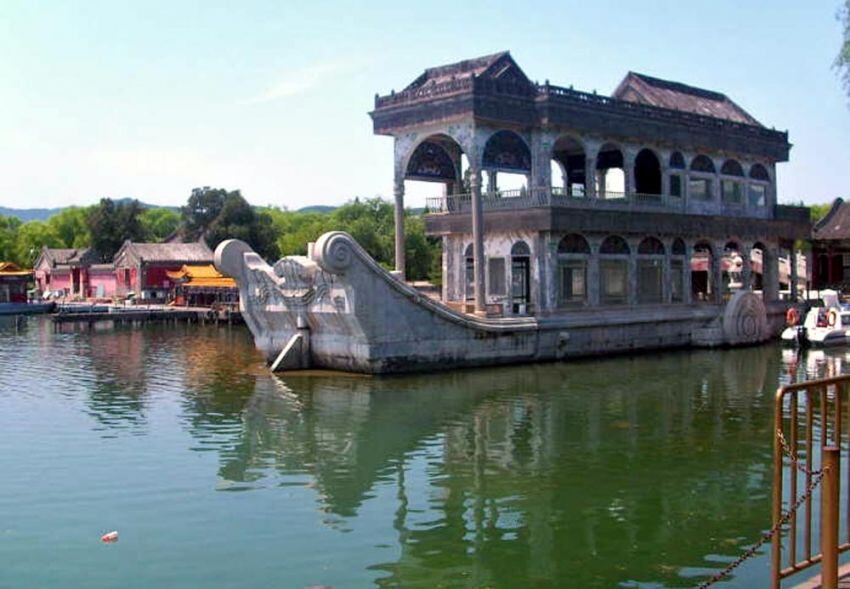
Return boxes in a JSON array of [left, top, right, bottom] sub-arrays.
[[482, 130, 532, 198], [551, 136, 586, 197], [637, 237, 665, 303], [634, 149, 662, 196], [557, 234, 590, 306], [691, 241, 714, 301], [597, 144, 625, 199], [511, 241, 531, 314]]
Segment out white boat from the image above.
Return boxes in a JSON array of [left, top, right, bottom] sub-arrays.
[[781, 290, 850, 347]]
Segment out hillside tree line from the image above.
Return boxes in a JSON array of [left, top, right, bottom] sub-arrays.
[[0, 188, 441, 282]]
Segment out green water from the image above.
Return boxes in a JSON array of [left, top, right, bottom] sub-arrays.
[[0, 318, 839, 588]]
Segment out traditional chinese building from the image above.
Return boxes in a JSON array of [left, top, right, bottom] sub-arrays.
[[0, 262, 32, 303], [33, 247, 108, 298], [166, 264, 238, 307], [810, 198, 850, 291], [113, 241, 213, 301], [370, 52, 810, 316]]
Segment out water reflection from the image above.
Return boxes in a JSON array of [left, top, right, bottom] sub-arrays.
[[7, 317, 850, 588]]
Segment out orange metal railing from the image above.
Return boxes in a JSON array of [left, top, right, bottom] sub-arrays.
[[772, 375, 850, 589]]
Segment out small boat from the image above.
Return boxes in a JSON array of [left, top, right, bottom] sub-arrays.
[[782, 290, 850, 347]]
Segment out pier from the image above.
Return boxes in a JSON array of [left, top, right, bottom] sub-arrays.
[[50, 304, 242, 327]]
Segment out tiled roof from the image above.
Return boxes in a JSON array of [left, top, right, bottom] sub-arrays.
[[612, 72, 761, 126], [39, 247, 99, 267], [403, 51, 527, 91], [0, 262, 32, 276], [119, 241, 213, 264], [166, 264, 236, 289], [813, 198, 850, 241]]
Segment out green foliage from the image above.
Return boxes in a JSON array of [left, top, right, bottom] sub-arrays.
[[0, 215, 22, 264], [88, 198, 147, 261], [266, 197, 441, 282], [15, 221, 61, 265], [838, 1, 850, 96], [179, 187, 279, 260], [810, 202, 833, 223], [47, 206, 92, 248], [140, 207, 180, 242], [181, 187, 229, 238]]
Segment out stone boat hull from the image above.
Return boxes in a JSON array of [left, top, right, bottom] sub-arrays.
[[215, 232, 783, 374]]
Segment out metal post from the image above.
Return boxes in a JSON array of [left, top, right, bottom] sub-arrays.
[[821, 445, 840, 589]]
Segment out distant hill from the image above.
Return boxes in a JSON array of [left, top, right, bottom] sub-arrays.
[[0, 199, 178, 222], [296, 205, 336, 214], [0, 206, 65, 222]]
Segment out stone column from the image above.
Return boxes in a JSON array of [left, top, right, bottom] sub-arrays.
[[585, 147, 599, 198], [741, 245, 752, 291], [588, 240, 600, 306], [470, 168, 486, 314], [764, 247, 780, 302], [663, 245, 672, 303], [660, 165, 670, 199], [627, 239, 638, 306], [624, 149, 636, 196], [393, 173, 406, 279], [684, 243, 693, 304], [790, 248, 799, 301], [712, 244, 723, 304]]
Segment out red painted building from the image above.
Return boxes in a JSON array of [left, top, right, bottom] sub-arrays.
[[0, 262, 32, 303], [32, 247, 111, 299], [112, 241, 214, 301], [811, 198, 850, 291]]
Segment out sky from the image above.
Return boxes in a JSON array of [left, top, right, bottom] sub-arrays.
[[0, 0, 848, 211]]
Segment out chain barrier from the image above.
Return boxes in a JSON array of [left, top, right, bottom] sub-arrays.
[[694, 429, 827, 589]]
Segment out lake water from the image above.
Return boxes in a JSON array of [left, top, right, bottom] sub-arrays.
[[0, 317, 843, 588]]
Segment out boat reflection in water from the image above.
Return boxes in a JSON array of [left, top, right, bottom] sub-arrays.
[[6, 317, 850, 588]]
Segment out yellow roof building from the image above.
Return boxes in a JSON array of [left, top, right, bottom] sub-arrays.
[[165, 264, 237, 289]]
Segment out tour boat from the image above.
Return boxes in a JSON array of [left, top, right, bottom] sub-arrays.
[[781, 291, 850, 347]]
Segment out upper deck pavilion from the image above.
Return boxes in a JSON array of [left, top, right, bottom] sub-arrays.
[[370, 52, 805, 313]]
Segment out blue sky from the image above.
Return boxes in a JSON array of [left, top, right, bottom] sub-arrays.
[[0, 0, 847, 210]]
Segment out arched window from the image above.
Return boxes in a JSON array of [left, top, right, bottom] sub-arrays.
[[557, 234, 589, 306], [637, 238, 664, 303], [750, 164, 770, 181], [558, 233, 590, 254], [720, 160, 744, 177], [671, 239, 687, 302], [689, 155, 715, 201], [600, 235, 630, 255], [721, 160, 744, 205], [668, 152, 685, 198], [748, 164, 770, 208], [669, 152, 686, 169], [637, 237, 665, 255], [690, 155, 716, 173], [634, 149, 662, 195], [600, 235, 629, 304]]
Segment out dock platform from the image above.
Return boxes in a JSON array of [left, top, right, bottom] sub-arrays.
[[51, 304, 242, 326]]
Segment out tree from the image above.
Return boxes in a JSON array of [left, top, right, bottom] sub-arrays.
[[47, 206, 92, 248], [14, 221, 61, 266], [88, 198, 146, 261], [0, 215, 22, 264], [140, 208, 181, 242], [181, 187, 229, 239], [838, 1, 850, 96]]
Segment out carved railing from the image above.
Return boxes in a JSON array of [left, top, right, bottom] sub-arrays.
[[425, 188, 688, 215]]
